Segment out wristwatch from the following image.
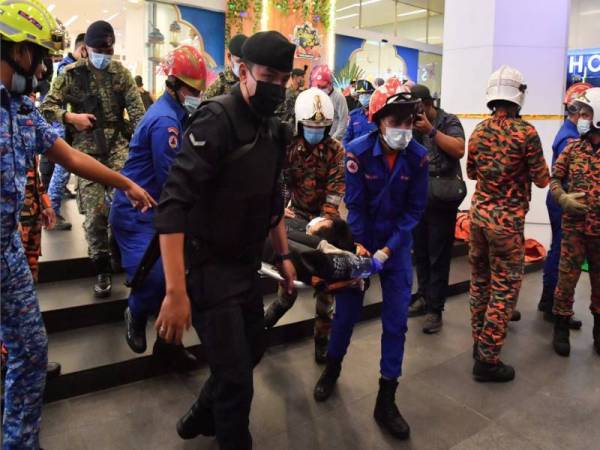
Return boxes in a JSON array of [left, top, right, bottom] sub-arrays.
[[428, 127, 438, 139], [275, 253, 292, 264]]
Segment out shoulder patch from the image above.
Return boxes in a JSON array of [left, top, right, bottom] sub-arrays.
[[346, 159, 359, 174]]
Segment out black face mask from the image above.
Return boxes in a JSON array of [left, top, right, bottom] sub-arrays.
[[248, 72, 286, 117]]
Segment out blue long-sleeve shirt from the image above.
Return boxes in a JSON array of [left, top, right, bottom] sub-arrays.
[[342, 107, 377, 148], [345, 130, 429, 263], [110, 92, 186, 230]]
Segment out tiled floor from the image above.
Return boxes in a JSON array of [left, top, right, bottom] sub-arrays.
[[40, 271, 599, 450]]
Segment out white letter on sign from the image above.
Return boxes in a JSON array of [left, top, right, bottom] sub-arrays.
[[587, 54, 600, 73], [569, 55, 583, 74]]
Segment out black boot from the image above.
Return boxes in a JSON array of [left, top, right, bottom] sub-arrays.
[[553, 316, 571, 357], [314, 358, 341, 402], [177, 395, 215, 439], [373, 378, 410, 440], [153, 337, 199, 372], [544, 310, 583, 330], [124, 307, 147, 353], [538, 286, 553, 312], [314, 336, 329, 364], [510, 309, 521, 322], [93, 255, 112, 298], [472, 360, 515, 382], [46, 362, 61, 380], [593, 313, 600, 356]]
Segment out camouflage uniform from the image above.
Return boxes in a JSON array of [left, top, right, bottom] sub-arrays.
[[1, 85, 60, 449], [40, 59, 144, 264], [551, 139, 600, 317], [19, 157, 51, 283], [276, 87, 301, 126], [269, 136, 345, 340], [467, 113, 549, 363], [204, 66, 238, 99]]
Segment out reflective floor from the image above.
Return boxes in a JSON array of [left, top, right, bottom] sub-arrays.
[[40, 270, 598, 450]]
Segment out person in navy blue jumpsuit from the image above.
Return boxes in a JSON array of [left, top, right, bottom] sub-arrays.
[[109, 45, 207, 367], [538, 104, 583, 329], [342, 79, 377, 148], [313, 83, 428, 440]]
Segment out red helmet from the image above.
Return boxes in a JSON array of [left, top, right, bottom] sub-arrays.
[[564, 82, 592, 105], [368, 77, 417, 122], [160, 45, 207, 92], [310, 64, 333, 88]]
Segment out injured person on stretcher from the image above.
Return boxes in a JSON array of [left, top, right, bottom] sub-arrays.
[[260, 217, 384, 328]]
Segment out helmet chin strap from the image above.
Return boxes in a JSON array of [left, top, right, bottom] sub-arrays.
[[5, 45, 44, 94]]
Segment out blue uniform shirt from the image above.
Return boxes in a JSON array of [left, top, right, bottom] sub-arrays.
[[0, 84, 60, 251], [343, 107, 377, 148], [57, 53, 76, 75], [547, 119, 579, 213], [110, 92, 186, 230], [345, 130, 429, 261]]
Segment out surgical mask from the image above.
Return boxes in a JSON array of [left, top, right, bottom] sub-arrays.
[[577, 118, 591, 136], [183, 96, 202, 113], [248, 74, 286, 117], [303, 127, 326, 145], [306, 216, 327, 234], [232, 62, 240, 78], [383, 127, 412, 151], [89, 51, 112, 70], [358, 93, 371, 108]]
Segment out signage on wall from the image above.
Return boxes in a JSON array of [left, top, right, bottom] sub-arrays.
[[292, 22, 322, 60], [567, 48, 600, 88]]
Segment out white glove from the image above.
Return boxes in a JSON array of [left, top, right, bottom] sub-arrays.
[[373, 249, 389, 265]]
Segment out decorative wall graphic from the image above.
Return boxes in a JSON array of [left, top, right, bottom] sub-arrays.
[[292, 22, 321, 60]]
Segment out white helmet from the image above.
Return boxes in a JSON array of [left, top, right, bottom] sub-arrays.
[[485, 65, 527, 109], [573, 87, 600, 129], [295, 87, 334, 129]]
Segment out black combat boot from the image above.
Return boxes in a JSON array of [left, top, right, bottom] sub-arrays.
[[52, 214, 72, 231], [373, 378, 410, 439], [177, 395, 215, 439], [124, 307, 147, 353], [553, 316, 571, 357], [314, 336, 329, 364], [313, 357, 341, 402], [153, 337, 199, 372], [422, 312, 443, 334], [538, 285, 553, 312], [472, 360, 515, 382], [593, 313, 600, 356], [93, 255, 112, 298]]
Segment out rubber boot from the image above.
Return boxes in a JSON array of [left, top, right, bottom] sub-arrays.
[[93, 255, 112, 298], [314, 336, 329, 364], [124, 307, 147, 353], [153, 337, 199, 372], [373, 378, 410, 440], [177, 391, 215, 439], [593, 313, 600, 356], [553, 316, 571, 357], [473, 359, 515, 382], [313, 358, 341, 402]]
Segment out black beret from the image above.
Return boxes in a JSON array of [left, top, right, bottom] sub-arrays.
[[228, 34, 247, 58], [85, 21, 115, 48], [242, 31, 295, 73], [410, 84, 433, 101]]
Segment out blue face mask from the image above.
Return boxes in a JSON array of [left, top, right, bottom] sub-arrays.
[[577, 118, 591, 136], [89, 51, 112, 70], [303, 127, 325, 145], [358, 93, 371, 108], [183, 96, 202, 113]]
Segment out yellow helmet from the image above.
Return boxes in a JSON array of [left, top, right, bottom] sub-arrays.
[[0, 0, 67, 56]]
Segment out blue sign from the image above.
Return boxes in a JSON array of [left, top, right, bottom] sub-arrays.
[[567, 48, 600, 87]]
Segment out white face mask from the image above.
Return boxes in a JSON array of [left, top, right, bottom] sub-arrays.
[[382, 127, 412, 151], [232, 62, 241, 78], [577, 118, 591, 136]]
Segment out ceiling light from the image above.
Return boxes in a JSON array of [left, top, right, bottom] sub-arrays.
[[337, 0, 382, 13], [581, 9, 600, 15], [47, 4, 55, 12], [398, 8, 426, 17], [107, 12, 120, 21], [63, 15, 79, 27], [338, 13, 359, 20]]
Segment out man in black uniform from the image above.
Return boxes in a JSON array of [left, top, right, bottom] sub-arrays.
[[152, 31, 297, 450]]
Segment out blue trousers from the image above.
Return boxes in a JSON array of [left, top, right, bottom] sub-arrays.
[[112, 225, 165, 320], [328, 253, 412, 379], [543, 206, 562, 292], [48, 164, 71, 214], [1, 234, 47, 450]]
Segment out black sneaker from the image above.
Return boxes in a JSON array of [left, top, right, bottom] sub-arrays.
[[473, 360, 515, 382], [314, 358, 341, 402], [408, 296, 427, 318], [176, 397, 215, 439], [422, 312, 443, 334], [52, 214, 72, 231]]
